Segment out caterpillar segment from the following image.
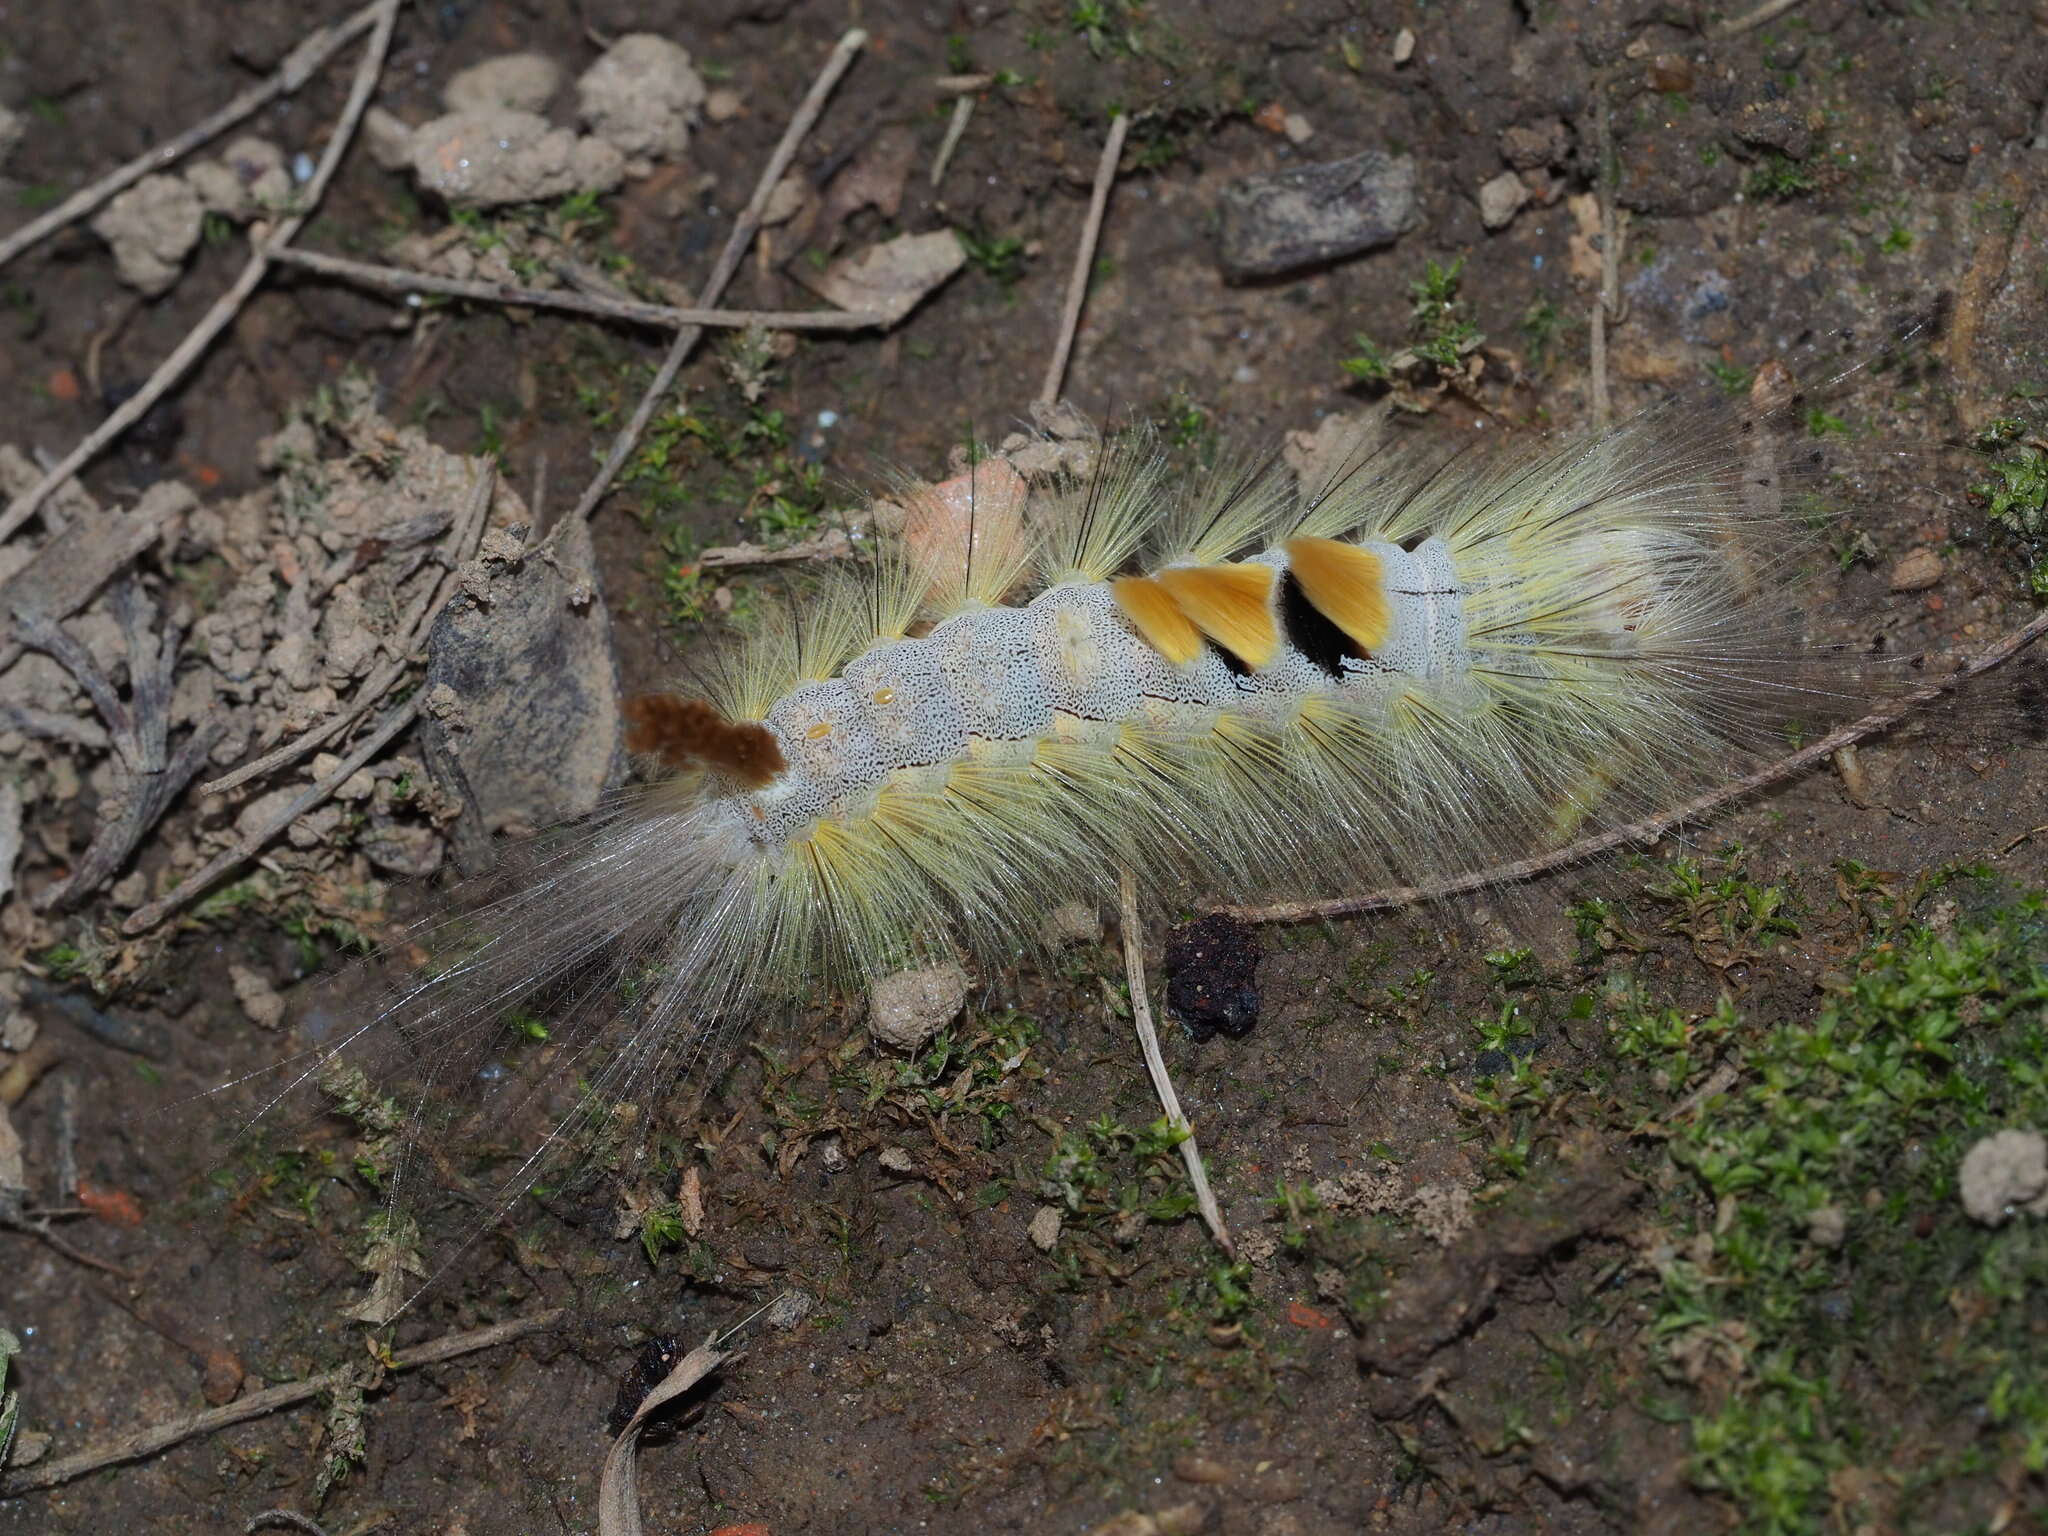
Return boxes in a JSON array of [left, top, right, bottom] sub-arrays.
[[609, 401, 1810, 1009]]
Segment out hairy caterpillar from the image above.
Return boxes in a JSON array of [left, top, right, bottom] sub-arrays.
[[254, 370, 1876, 1276]]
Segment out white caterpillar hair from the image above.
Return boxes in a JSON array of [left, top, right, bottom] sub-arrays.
[[243, 373, 1867, 1275]]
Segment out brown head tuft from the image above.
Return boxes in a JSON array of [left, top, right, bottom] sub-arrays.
[[622, 694, 786, 788]]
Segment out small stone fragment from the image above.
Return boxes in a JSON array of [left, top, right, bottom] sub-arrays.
[[1478, 170, 1529, 230], [1216, 151, 1418, 281], [1805, 1205, 1847, 1248], [1283, 112, 1314, 145], [705, 87, 744, 123], [765, 1289, 813, 1329], [228, 965, 286, 1030], [868, 961, 969, 1050], [1734, 99, 1814, 160], [1959, 1129, 2048, 1226], [1028, 1205, 1063, 1252], [878, 1146, 917, 1174], [409, 110, 625, 208], [1172, 1453, 1231, 1484], [1392, 27, 1416, 64], [1646, 54, 1695, 94], [362, 106, 416, 171], [1888, 547, 1944, 592], [91, 174, 204, 295], [1499, 118, 1570, 170], [577, 34, 707, 162], [445, 52, 562, 115]]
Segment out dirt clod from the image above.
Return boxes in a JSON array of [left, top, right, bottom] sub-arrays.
[[409, 110, 625, 209], [576, 34, 707, 165], [89, 174, 203, 295], [1958, 1128, 2048, 1225], [868, 962, 968, 1050], [445, 52, 562, 116], [1165, 914, 1261, 1041]]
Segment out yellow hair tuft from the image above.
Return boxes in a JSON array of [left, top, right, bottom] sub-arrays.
[[1154, 562, 1280, 669], [1283, 538, 1391, 652]]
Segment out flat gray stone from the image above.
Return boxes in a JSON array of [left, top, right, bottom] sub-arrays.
[[1217, 151, 1419, 281]]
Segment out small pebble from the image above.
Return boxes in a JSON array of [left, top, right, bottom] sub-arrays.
[[1028, 1205, 1062, 1252], [1888, 546, 1943, 592]]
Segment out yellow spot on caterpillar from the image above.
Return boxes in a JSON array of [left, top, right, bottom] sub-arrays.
[[806, 720, 834, 740], [871, 688, 897, 706], [1155, 562, 1280, 669], [1111, 576, 1203, 666], [1284, 538, 1390, 652]]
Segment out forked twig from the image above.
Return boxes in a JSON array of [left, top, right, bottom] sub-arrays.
[[1223, 606, 2048, 925], [0, 0, 402, 543], [267, 245, 886, 333], [0, 1308, 563, 1496], [560, 27, 869, 534], [1038, 113, 1129, 412], [0, 1, 381, 273], [125, 691, 422, 935], [1119, 867, 1234, 1258]]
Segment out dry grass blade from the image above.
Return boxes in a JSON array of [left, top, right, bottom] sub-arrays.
[[1119, 867, 1234, 1257], [595, 1334, 733, 1536]]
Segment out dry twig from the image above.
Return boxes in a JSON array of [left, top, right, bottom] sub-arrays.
[[931, 96, 975, 189], [0, 1307, 563, 1496], [1118, 868, 1234, 1257], [1038, 114, 1129, 412], [1712, 0, 1808, 37], [0, 1, 381, 273], [1588, 77, 1624, 432], [0, 0, 402, 543], [267, 245, 886, 333], [1224, 606, 2048, 924], [561, 28, 869, 534]]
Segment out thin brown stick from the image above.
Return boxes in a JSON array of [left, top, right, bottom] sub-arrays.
[[1223, 606, 2048, 925], [0, 2, 381, 273], [0, 1307, 563, 1496], [1038, 113, 1129, 413], [1712, 0, 1808, 37], [0, 0, 402, 544], [265, 245, 886, 332], [561, 27, 869, 534], [1118, 867, 1233, 1257], [124, 692, 421, 935], [197, 459, 496, 798], [930, 96, 975, 189], [1589, 77, 1622, 433]]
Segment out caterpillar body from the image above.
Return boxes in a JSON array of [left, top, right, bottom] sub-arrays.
[[305, 381, 1846, 1233]]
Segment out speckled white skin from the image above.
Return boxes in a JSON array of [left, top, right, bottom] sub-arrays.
[[735, 537, 1466, 852]]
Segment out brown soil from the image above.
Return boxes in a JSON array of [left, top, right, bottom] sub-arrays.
[[4, 3, 2046, 1535]]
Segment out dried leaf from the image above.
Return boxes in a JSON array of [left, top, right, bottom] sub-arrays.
[[796, 229, 964, 328]]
